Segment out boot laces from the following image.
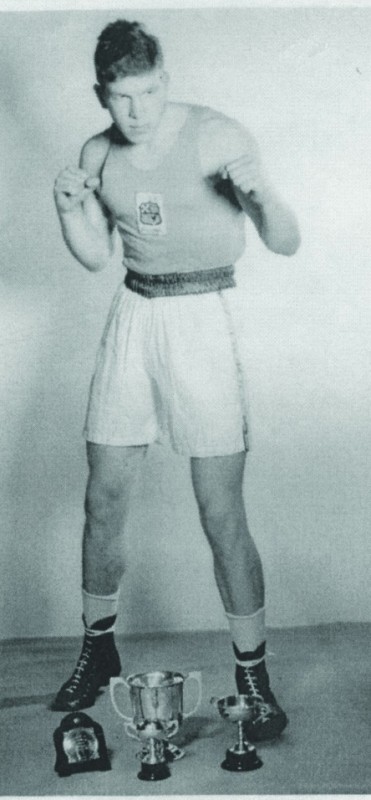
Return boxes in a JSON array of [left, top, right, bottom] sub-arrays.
[[242, 667, 272, 722], [66, 635, 95, 694]]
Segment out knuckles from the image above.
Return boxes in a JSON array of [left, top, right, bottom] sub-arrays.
[[54, 170, 90, 197]]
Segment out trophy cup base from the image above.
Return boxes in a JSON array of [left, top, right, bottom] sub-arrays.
[[221, 746, 263, 772], [137, 762, 171, 781]]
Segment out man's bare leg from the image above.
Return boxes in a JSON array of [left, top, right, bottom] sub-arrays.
[[191, 451, 263, 614], [191, 451, 288, 741], [82, 442, 147, 594], [51, 442, 147, 711]]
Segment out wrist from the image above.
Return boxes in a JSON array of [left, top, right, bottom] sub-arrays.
[[249, 183, 275, 206]]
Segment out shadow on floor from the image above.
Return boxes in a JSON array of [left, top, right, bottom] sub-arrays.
[[1, 623, 370, 795]]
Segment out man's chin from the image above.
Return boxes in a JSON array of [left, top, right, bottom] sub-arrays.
[[126, 126, 153, 142]]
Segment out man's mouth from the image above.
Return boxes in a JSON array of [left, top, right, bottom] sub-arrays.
[[130, 125, 150, 133]]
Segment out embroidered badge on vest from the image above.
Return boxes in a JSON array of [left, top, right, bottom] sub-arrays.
[[136, 192, 167, 235]]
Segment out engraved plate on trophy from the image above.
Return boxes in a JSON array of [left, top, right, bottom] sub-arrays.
[[53, 712, 111, 776]]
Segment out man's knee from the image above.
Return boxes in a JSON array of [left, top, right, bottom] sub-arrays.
[[84, 442, 146, 525], [84, 477, 127, 526], [191, 452, 246, 522], [196, 491, 245, 532]]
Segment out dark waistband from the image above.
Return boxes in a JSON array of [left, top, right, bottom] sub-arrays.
[[124, 265, 236, 298]]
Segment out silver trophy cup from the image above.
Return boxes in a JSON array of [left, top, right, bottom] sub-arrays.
[[211, 694, 263, 771], [110, 670, 202, 780]]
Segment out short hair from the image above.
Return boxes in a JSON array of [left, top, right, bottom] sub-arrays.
[[94, 20, 163, 87]]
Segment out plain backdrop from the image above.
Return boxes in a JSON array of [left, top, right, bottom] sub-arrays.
[[1, 5, 371, 639]]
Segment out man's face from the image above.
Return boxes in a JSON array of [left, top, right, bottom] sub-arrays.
[[100, 68, 168, 144]]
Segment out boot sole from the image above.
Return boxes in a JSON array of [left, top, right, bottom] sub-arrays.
[[49, 668, 121, 712], [244, 712, 288, 742]]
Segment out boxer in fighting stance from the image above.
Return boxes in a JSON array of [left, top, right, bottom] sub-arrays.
[[51, 20, 300, 742]]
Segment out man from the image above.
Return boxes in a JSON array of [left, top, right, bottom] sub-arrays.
[[51, 19, 300, 743]]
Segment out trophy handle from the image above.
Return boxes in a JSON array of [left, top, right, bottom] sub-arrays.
[[182, 670, 202, 718], [109, 676, 133, 723], [166, 719, 179, 738], [124, 722, 139, 741]]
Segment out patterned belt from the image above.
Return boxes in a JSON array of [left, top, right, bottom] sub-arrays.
[[124, 265, 236, 298]]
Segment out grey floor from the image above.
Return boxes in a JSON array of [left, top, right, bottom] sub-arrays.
[[1, 623, 370, 795]]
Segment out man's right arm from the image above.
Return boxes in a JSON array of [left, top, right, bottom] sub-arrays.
[[54, 135, 115, 272]]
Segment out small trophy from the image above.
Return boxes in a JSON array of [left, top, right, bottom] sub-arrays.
[[53, 712, 111, 777], [110, 669, 202, 780], [211, 695, 263, 772]]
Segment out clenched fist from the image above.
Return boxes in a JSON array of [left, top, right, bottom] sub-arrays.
[[54, 166, 100, 214], [221, 154, 267, 199]]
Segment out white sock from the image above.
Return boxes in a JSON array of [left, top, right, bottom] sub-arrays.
[[82, 588, 120, 632], [226, 607, 266, 666]]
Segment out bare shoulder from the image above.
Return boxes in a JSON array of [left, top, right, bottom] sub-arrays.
[[197, 106, 260, 175], [79, 129, 112, 176], [79, 130, 115, 229]]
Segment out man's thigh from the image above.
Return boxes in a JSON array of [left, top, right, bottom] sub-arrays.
[[86, 442, 147, 494]]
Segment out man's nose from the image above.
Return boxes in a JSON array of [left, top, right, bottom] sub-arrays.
[[129, 97, 143, 119]]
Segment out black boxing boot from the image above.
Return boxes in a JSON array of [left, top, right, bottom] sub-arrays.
[[235, 659, 288, 742], [50, 616, 121, 712]]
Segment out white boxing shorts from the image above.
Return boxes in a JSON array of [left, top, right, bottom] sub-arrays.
[[83, 267, 249, 457]]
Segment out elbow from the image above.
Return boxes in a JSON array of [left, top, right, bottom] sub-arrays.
[[265, 227, 301, 257], [283, 217, 301, 256], [276, 232, 301, 257], [86, 262, 107, 273], [78, 253, 109, 272], [286, 229, 301, 256], [84, 257, 109, 273], [83, 242, 114, 272]]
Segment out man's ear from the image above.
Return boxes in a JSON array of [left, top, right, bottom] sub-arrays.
[[94, 84, 107, 109]]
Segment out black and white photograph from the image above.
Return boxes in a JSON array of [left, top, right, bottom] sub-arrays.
[[0, 0, 370, 795]]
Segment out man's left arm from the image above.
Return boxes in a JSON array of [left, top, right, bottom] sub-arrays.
[[201, 111, 301, 256], [223, 152, 301, 256]]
